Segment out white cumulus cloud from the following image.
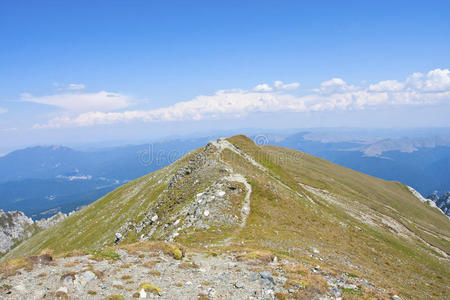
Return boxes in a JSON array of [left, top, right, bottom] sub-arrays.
[[32, 68, 450, 129], [317, 78, 357, 94], [22, 91, 132, 113], [253, 80, 300, 92], [406, 68, 450, 92], [253, 83, 273, 92], [0, 107, 7, 114], [369, 80, 404, 92]]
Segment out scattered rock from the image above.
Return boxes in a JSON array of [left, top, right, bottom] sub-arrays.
[[208, 287, 216, 298], [217, 190, 226, 197], [112, 280, 124, 286], [138, 289, 147, 298], [331, 286, 342, 297], [13, 284, 26, 293], [62, 275, 74, 286], [391, 296, 403, 300], [339, 283, 357, 290], [259, 271, 275, 285], [310, 247, 320, 254], [0, 248, 391, 299], [74, 270, 97, 288], [56, 287, 68, 294]]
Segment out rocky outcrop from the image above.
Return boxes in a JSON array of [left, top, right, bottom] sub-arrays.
[[0, 210, 67, 255], [427, 191, 450, 217], [0, 210, 35, 255], [35, 212, 67, 229], [407, 186, 449, 217]]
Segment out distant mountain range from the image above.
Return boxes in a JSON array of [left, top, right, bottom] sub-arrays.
[[1, 130, 449, 218], [0, 137, 211, 218], [275, 132, 450, 196]]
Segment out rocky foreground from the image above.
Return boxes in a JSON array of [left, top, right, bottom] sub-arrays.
[[0, 242, 402, 300]]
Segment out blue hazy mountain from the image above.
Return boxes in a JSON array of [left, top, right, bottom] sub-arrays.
[[1, 130, 449, 218], [0, 137, 212, 218], [276, 132, 450, 196]]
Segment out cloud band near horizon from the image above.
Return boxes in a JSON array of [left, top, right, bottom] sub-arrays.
[[30, 68, 450, 129]]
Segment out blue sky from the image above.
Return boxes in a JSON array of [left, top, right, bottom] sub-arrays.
[[1, 0, 450, 153]]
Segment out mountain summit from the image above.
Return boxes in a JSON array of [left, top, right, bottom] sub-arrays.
[[1, 135, 449, 299]]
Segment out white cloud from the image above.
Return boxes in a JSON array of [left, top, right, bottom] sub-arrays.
[[369, 80, 404, 92], [317, 78, 357, 94], [273, 80, 300, 90], [253, 80, 300, 92], [33, 68, 450, 129], [67, 83, 85, 90], [406, 68, 450, 92], [253, 83, 273, 92], [0, 107, 7, 114], [22, 91, 132, 113]]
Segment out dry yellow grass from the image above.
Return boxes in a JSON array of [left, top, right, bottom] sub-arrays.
[[2, 135, 449, 299]]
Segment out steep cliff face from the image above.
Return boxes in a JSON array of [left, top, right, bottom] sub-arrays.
[[0, 210, 68, 255], [0, 210, 35, 255], [428, 191, 450, 216]]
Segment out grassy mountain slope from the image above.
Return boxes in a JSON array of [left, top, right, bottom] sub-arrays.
[[3, 135, 449, 299]]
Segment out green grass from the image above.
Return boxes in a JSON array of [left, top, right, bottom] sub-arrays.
[[342, 288, 363, 296], [89, 249, 120, 261], [2, 134, 449, 299]]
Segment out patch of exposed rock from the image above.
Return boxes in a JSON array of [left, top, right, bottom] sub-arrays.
[[0, 210, 67, 255], [35, 212, 68, 229], [0, 210, 34, 255], [427, 191, 450, 217]]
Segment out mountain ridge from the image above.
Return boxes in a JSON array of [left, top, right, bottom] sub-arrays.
[[1, 135, 449, 299]]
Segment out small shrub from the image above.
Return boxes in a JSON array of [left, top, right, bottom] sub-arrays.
[[87, 290, 97, 295], [198, 293, 209, 300], [121, 275, 132, 280], [64, 261, 77, 268], [237, 250, 273, 263], [55, 291, 69, 300], [89, 250, 120, 261], [178, 262, 199, 269], [167, 245, 184, 260], [275, 292, 288, 300], [120, 263, 131, 269], [148, 270, 161, 276], [139, 283, 161, 295], [342, 288, 363, 296], [141, 260, 157, 269], [106, 295, 124, 300]]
